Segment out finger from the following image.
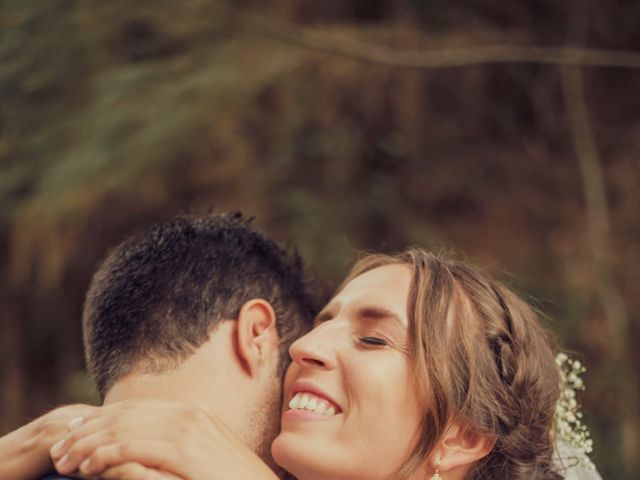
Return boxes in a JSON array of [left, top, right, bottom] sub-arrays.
[[53, 425, 122, 474], [97, 462, 146, 480], [87, 400, 180, 422], [52, 404, 100, 437], [51, 402, 204, 473], [40, 404, 100, 447], [50, 415, 111, 461], [47, 403, 99, 418], [99, 462, 179, 480], [53, 418, 177, 474], [75, 441, 181, 477], [51, 408, 168, 462]]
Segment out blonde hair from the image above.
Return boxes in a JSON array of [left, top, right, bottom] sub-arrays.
[[342, 249, 561, 480]]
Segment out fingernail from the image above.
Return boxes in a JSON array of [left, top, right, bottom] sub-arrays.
[[79, 458, 92, 473], [56, 454, 70, 473], [50, 439, 66, 458], [68, 416, 85, 429]]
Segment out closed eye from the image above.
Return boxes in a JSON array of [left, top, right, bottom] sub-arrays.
[[358, 336, 389, 347]]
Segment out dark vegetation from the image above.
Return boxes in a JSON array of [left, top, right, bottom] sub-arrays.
[[1, 0, 639, 477]]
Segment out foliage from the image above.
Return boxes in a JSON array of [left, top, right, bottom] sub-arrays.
[[1, 0, 639, 477]]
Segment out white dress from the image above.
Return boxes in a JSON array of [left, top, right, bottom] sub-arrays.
[[554, 440, 603, 480]]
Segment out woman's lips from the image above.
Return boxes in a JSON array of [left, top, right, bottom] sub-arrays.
[[287, 382, 343, 416], [288, 391, 338, 416], [283, 407, 337, 420]]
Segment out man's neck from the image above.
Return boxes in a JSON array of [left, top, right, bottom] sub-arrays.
[[104, 369, 211, 405], [99, 324, 283, 476], [103, 371, 287, 478], [104, 322, 246, 409]]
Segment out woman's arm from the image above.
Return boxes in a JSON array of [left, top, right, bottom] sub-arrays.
[[50, 400, 280, 480], [0, 404, 97, 480]]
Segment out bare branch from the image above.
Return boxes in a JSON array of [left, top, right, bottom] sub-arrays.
[[561, 1, 638, 468], [234, 16, 640, 70], [562, 65, 628, 341]]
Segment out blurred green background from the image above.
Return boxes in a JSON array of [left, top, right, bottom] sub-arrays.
[[1, 0, 639, 477]]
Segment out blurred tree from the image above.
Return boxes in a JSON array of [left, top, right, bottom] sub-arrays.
[[1, 0, 639, 477]]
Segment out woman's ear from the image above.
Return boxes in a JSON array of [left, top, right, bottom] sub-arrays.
[[235, 299, 279, 378], [429, 423, 495, 477]]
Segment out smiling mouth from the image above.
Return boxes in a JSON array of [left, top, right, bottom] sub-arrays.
[[288, 392, 340, 416]]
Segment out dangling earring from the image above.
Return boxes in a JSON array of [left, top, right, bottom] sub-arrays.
[[431, 460, 442, 480]]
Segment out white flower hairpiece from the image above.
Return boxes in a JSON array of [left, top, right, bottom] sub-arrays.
[[554, 352, 595, 470]]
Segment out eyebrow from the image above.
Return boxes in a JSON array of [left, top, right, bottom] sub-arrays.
[[314, 304, 406, 330], [356, 306, 405, 329]]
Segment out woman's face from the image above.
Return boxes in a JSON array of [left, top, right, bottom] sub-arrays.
[[271, 264, 426, 480]]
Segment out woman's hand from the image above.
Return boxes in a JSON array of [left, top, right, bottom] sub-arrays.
[[0, 404, 97, 480], [50, 400, 279, 480], [98, 462, 182, 480]]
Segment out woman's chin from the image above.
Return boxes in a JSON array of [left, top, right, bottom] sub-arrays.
[[272, 431, 338, 480], [271, 432, 310, 473], [271, 431, 391, 480]]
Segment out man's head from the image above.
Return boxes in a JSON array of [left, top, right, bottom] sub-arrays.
[[82, 212, 322, 458]]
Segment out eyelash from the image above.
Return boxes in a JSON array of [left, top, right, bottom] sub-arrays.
[[314, 315, 392, 348], [358, 336, 389, 347]]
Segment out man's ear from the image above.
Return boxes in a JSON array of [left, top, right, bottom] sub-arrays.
[[428, 422, 495, 476], [235, 299, 279, 378]]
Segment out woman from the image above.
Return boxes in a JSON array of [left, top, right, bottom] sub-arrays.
[[52, 249, 588, 479], [271, 249, 563, 479]]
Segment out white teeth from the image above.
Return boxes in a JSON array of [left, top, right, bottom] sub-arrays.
[[288, 392, 338, 416], [306, 397, 318, 410], [314, 401, 328, 415]]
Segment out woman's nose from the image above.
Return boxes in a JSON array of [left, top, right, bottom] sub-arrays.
[[289, 322, 339, 370]]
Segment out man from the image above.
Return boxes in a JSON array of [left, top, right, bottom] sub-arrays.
[[1, 213, 605, 480], [0, 212, 323, 479]]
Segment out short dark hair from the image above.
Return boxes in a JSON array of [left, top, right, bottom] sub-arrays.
[[82, 212, 322, 397]]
